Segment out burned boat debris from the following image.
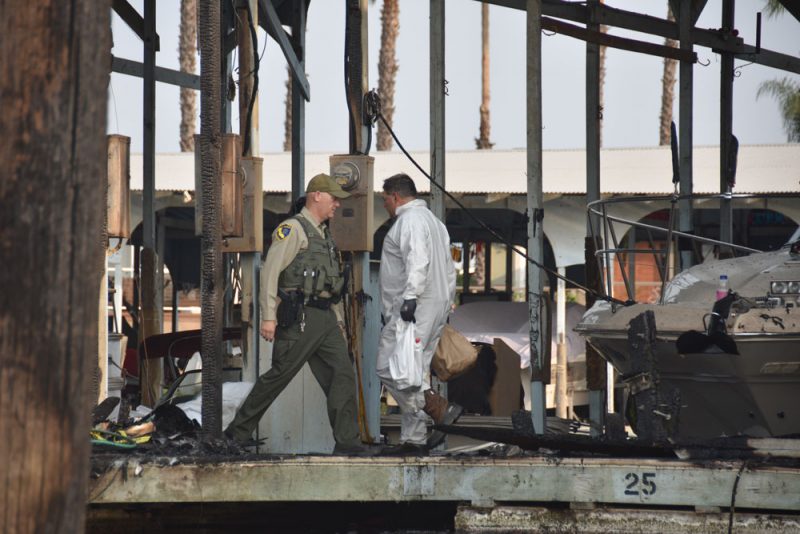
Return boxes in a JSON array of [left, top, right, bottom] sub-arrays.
[[577, 210, 800, 440]]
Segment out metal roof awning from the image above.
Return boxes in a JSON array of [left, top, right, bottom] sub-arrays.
[[129, 145, 800, 196]]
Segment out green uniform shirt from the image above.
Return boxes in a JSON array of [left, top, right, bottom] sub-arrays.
[[260, 207, 343, 323]]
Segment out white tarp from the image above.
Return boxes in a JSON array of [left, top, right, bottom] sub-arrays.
[[449, 301, 586, 369], [130, 381, 254, 430]]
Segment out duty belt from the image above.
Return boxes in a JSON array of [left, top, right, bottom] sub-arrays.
[[305, 295, 332, 310]]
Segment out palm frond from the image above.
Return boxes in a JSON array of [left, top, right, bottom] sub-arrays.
[[763, 0, 785, 19], [757, 78, 800, 142]]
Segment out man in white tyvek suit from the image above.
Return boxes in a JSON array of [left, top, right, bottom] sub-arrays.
[[377, 173, 462, 452]]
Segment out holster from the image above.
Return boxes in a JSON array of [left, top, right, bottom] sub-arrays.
[[276, 289, 303, 328]]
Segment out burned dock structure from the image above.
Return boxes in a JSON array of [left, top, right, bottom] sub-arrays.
[[2, 0, 799, 532], [88, 0, 800, 529]]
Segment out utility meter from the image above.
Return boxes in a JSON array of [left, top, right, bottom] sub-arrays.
[[331, 161, 361, 191], [329, 154, 374, 252]]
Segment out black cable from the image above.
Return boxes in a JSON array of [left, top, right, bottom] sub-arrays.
[[344, 6, 354, 153], [361, 87, 381, 155], [236, 29, 268, 79], [728, 460, 748, 534], [364, 90, 381, 126], [371, 93, 630, 306], [242, 1, 259, 156]]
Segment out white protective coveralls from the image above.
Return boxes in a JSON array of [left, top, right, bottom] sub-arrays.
[[377, 199, 456, 444]]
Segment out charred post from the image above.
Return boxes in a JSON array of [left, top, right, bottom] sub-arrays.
[[625, 310, 681, 443], [199, 0, 224, 439], [0, 1, 110, 531]]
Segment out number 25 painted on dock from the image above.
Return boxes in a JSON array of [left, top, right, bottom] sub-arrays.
[[624, 472, 657, 496]]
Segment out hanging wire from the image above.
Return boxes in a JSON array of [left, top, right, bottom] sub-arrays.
[[109, 82, 120, 134], [241, 0, 259, 155], [364, 90, 631, 306]]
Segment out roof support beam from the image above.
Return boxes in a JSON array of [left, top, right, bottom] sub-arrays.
[[670, 0, 709, 25], [139, 0, 162, 408], [584, 0, 606, 438], [111, 0, 160, 50], [719, 0, 735, 247], [778, 0, 800, 23], [478, 0, 800, 75], [542, 17, 696, 63], [430, 0, 446, 221], [692, 0, 710, 23], [291, 0, 307, 201], [526, 0, 547, 436], [678, 0, 695, 271], [258, 0, 310, 101], [111, 56, 200, 90]]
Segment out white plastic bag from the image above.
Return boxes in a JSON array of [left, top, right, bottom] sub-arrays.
[[388, 319, 423, 391]]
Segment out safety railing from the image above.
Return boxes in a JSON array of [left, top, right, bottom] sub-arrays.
[[586, 193, 793, 305]]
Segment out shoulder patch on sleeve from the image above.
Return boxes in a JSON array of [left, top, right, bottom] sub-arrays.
[[275, 223, 292, 241]]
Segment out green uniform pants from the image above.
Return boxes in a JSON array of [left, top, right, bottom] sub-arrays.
[[226, 306, 361, 448]]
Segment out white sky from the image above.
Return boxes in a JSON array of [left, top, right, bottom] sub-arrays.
[[108, 1, 800, 154]]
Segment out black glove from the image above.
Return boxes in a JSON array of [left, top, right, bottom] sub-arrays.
[[400, 299, 417, 323]]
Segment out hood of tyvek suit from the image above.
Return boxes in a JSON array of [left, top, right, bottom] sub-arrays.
[[379, 199, 456, 320]]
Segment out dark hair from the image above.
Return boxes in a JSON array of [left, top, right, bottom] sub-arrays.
[[382, 173, 417, 198]]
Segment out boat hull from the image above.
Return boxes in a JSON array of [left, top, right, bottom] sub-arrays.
[[584, 331, 800, 438]]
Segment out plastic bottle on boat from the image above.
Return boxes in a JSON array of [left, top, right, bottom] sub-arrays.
[[716, 274, 729, 301]]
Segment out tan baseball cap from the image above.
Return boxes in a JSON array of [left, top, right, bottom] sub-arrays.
[[306, 173, 351, 199]]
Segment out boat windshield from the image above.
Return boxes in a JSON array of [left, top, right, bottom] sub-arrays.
[[787, 226, 800, 246]]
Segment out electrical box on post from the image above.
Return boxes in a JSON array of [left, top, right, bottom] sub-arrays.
[[107, 135, 131, 239], [194, 134, 244, 238], [329, 154, 374, 252], [222, 156, 263, 253]]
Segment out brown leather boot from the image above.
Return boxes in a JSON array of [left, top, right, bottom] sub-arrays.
[[423, 389, 463, 448], [423, 389, 449, 424]]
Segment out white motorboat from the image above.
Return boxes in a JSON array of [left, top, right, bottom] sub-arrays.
[[576, 206, 800, 440]]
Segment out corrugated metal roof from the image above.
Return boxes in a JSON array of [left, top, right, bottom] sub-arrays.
[[130, 144, 800, 195]]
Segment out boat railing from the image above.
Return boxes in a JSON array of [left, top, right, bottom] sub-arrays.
[[586, 192, 788, 305]]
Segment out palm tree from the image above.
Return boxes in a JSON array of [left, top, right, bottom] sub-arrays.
[[476, 2, 494, 149], [763, 0, 785, 17], [757, 78, 800, 142], [179, 0, 198, 152], [283, 66, 292, 151], [756, 1, 800, 142], [658, 5, 677, 145], [376, 0, 400, 151]]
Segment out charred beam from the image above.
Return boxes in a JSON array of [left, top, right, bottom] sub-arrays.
[[777, 0, 800, 23], [199, 0, 224, 438], [542, 16, 697, 63], [258, 0, 310, 100], [112, 0, 160, 50], [478, 0, 800, 75], [111, 56, 200, 90], [437, 424, 676, 457], [1, 1, 110, 529]]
